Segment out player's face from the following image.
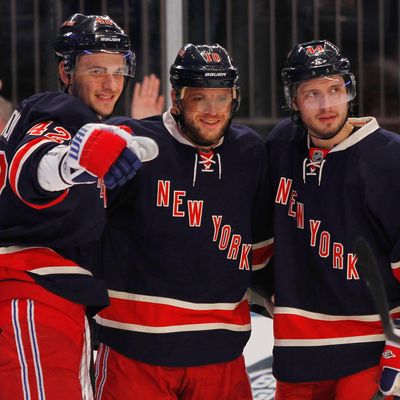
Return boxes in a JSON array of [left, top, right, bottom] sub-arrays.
[[69, 53, 126, 117], [294, 76, 349, 140], [178, 87, 232, 147]]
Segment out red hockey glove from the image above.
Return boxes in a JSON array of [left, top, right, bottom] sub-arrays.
[[61, 123, 148, 187], [379, 322, 400, 398], [102, 124, 158, 189], [101, 124, 158, 189]]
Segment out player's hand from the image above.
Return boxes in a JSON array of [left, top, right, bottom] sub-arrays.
[[379, 321, 400, 398], [103, 148, 141, 189], [62, 123, 142, 187], [131, 74, 165, 119], [102, 125, 159, 188]]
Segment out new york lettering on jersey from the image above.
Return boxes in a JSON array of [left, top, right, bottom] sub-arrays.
[[94, 114, 274, 367], [266, 116, 400, 383]]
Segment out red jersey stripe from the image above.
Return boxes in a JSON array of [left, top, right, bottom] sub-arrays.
[[97, 292, 251, 331], [0, 247, 90, 274], [8, 137, 69, 209], [274, 306, 400, 345], [252, 238, 274, 270], [391, 262, 400, 282]]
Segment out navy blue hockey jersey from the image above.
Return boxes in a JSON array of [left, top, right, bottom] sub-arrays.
[[0, 91, 109, 309], [93, 111, 274, 367], [266, 116, 400, 382]]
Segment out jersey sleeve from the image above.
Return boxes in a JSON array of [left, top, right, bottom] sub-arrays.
[[360, 133, 400, 283], [364, 165, 400, 282], [3, 92, 100, 208], [250, 133, 274, 271]]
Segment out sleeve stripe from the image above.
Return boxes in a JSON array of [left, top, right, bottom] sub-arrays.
[[252, 238, 274, 270], [391, 262, 400, 270], [9, 137, 69, 209]]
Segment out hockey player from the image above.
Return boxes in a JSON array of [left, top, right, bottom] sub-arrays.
[[0, 13, 157, 399], [93, 43, 274, 399], [263, 39, 400, 399]]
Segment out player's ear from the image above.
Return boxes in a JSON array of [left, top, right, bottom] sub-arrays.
[[170, 89, 180, 115], [291, 97, 299, 111], [58, 62, 70, 88]]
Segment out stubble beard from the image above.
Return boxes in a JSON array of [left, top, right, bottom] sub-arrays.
[[181, 113, 230, 147], [307, 113, 348, 141]]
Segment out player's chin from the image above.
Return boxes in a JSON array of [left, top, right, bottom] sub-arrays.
[[94, 104, 116, 118], [204, 120, 229, 134], [314, 129, 340, 140], [206, 132, 226, 146]]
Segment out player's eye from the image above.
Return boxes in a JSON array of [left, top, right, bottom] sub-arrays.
[[305, 91, 318, 98], [216, 95, 227, 102], [88, 68, 105, 76], [191, 96, 206, 103]]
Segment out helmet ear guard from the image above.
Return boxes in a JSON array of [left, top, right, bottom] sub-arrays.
[[281, 39, 356, 111], [231, 87, 240, 113]]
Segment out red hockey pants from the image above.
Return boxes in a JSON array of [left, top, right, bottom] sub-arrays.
[[95, 343, 252, 399], [0, 298, 91, 400], [275, 365, 394, 400]]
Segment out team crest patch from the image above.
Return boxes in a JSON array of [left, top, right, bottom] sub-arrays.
[[382, 349, 396, 359]]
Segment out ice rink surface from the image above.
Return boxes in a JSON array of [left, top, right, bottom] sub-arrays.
[[244, 313, 276, 400]]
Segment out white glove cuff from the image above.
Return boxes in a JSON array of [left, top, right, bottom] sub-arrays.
[[38, 145, 74, 191], [127, 136, 159, 162], [38, 144, 97, 191]]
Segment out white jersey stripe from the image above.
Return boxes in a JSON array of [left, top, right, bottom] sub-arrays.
[[94, 343, 103, 383], [392, 261, 400, 270], [252, 258, 271, 271], [94, 315, 251, 334], [95, 344, 109, 400], [0, 245, 56, 254], [108, 289, 246, 311], [274, 306, 389, 322], [275, 333, 385, 347], [29, 266, 93, 276], [27, 300, 46, 400], [252, 238, 274, 249], [79, 317, 93, 400], [11, 300, 31, 400]]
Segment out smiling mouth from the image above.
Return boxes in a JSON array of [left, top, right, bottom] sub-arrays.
[[97, 94, 114, 101], [200, 118, 221, 125]]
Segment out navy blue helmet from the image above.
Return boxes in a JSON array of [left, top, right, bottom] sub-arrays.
[[53, 13, 135, 77], [170, 43, 240, 112], [282, 39, 356, 110]]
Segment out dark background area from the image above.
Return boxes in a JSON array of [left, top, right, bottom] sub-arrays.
[[1, 0, 400, 138]]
